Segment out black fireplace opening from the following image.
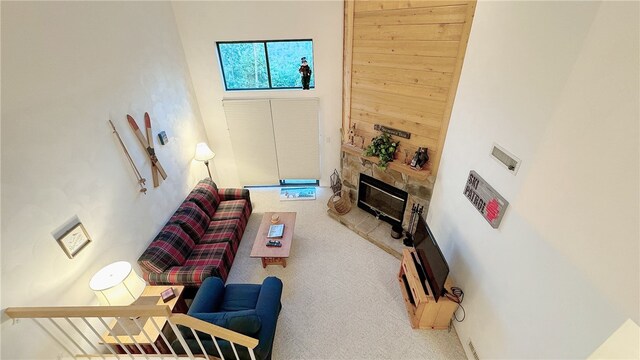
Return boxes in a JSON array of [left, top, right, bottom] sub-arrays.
[[358, 173, 409, 228]]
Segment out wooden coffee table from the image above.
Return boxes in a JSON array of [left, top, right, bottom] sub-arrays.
[[251, 212, 296, 268]]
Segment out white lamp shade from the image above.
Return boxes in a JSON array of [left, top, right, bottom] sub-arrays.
[[194, 142, 215, 161], [589, 319, 639, 359], [89, 261, 146, 306]]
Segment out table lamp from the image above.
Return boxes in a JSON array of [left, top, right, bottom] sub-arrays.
[[588, 319, 639, 359], [89, 261, 146, 306], [194, 142, 215, 179]]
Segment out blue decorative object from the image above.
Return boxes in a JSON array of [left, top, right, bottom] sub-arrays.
[[158, 131, 168, 145]]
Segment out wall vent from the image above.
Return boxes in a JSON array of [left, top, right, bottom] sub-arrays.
[[490, 143, 521, 175], [468, 339, 480, 360]]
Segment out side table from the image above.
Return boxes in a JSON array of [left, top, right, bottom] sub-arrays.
[[102, 285, 186, 354]]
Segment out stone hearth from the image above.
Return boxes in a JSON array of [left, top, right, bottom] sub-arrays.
[[340, 150, 434, 229], [327, 206, 405, 259], [326, 149, 435, 258]]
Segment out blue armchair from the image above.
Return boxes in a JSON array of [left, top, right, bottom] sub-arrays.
[[173, 276, 283, 360]]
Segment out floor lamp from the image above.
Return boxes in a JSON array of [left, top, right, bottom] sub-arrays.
[[195, 142, 216, 179]]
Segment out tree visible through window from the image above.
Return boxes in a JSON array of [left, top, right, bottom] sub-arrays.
[[217, 40, 314, 90]]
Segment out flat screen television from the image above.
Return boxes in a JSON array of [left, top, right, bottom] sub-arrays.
[[411, 216, 449, 302]]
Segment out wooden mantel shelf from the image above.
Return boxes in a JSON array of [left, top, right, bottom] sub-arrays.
[[341, 144, 431, 181]]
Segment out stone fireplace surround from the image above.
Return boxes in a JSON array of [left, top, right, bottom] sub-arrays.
[[327, 149, 434, 258]]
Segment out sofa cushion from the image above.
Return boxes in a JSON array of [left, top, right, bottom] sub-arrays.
[[193, 180, 221, 209], [220, 284, 261, 312], [184, 242, 234, 281], [145, 265, 219, 286], [179, 312, 227, 340], [226, 310, 262, 336], [170, 201, 210, 242], [187, 310, 262, 338], [185, 178, 221, 216], [212, 200, 250, 228], [218, 188, 250, 202], [202, 219, 242, 253], [186, 192, 217, 219], [198, 177, 219, 191], [138, 225, 194, 273]]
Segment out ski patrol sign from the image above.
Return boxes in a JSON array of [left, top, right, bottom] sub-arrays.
[[463, 170, 509, 228]]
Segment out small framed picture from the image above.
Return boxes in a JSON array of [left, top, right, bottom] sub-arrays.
[[57, 223, 91, 259], [161, 288, 176, 303]]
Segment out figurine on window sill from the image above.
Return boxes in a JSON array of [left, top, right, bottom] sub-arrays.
[[299, 57, 312, 90]]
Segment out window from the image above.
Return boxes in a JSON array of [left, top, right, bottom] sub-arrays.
[[217, 40, 314, 91]]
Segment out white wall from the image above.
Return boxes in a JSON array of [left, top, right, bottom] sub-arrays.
[[171, 1, 344, 187], [0, 2, 208, 358], [429, 1, 639, 359]]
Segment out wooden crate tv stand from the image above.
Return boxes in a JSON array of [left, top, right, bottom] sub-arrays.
[[398, 248, 458, 329]]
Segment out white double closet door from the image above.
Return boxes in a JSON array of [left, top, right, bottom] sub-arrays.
[[223, 98, 320, 186]]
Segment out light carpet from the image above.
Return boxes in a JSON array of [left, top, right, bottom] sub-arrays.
[[226, 187, 466, 360]]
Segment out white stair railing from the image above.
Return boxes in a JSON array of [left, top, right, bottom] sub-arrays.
[[4, 305, 258, 360]]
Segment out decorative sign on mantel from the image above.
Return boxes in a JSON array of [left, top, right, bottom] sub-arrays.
[[374, 124, 411, 139], [463, 170, 509, 228]]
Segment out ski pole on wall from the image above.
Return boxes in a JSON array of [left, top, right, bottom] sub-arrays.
[[108, 120, 148, 194]]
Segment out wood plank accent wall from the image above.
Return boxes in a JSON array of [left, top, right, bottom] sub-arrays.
[[343, 0, 476, 177], [343, 0, 356, 141]]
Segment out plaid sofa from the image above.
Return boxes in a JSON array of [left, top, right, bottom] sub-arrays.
[[137, 178, 252, 286]]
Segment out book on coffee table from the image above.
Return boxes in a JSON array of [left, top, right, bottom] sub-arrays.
[[267, 224, 285, 238]]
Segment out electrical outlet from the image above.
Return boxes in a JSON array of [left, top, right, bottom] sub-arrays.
[[326, 136, 331, 143]]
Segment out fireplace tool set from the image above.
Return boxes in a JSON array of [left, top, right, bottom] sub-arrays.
[[402, 204, 424, 245]]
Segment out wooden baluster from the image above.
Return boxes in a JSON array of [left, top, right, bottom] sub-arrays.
[[132, 317, 161, 355], [64, 318, 104, 359], [229, 342, 240, 360], [114, 317, 148, 358], [248, 347, 257, 360], [98, 317, 134, 360], [48, 318, 88, 356], [190, 328, 209, 357], [210, 334, 226, 360], [166, 318, 195, 360], [150, 317, 178, 357], [80, 318, 119, 356], [32, 319, 75, 358]]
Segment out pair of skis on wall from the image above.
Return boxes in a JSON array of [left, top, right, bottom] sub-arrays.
[[109, 112, 167, 194]]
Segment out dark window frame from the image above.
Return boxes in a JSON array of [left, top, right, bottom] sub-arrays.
[[216, 39, 315, 91]]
